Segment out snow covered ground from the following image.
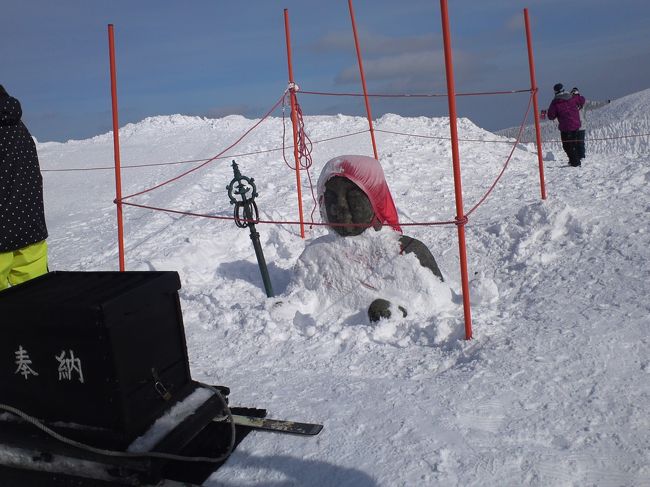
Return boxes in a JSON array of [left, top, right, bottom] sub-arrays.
[[33, 88, 650, 486]]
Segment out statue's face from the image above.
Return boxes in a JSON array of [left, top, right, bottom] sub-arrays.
[[324, 176, 375, 236]]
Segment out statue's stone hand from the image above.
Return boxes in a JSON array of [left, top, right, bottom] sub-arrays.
[[368, 298, 408, 323]]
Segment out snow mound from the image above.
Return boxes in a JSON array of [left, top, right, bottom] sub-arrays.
[[268, 227, 457, 348]]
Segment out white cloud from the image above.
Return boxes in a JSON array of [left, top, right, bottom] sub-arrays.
[[313, 29, 438, 56]]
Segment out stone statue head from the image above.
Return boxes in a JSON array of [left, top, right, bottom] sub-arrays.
[[323, 176, 376, 236], [317, 155, 402, 236]]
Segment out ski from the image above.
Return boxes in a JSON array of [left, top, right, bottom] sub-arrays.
[[219, 414, 323, 436]]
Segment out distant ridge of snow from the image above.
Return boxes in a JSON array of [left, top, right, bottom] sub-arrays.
[[116, 114, 257, 140], [36, 114, 258, 147], [37, 112, 504, 161], [497, 88, 650, 157]]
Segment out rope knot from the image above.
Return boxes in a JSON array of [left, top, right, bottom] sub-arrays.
[[455, 214, 468, 226], [287, 82, 300, 93]]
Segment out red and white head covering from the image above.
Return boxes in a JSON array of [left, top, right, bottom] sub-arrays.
[[317, 155, 402, 233]]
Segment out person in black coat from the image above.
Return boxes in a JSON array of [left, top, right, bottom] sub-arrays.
[[571, 87, 587, 162], [0, 85, 49, 290]]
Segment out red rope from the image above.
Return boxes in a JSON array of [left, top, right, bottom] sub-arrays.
[[119, 200, 462, 227], [119, 93, 286, 202], [117, 97, 533, 230], [42, 131, 370, 173], [43, 129, 649, 173], [281, 93, 313, 171], [535, 133, 650, 144], [118, 201, 346, 227], [42, 158, 210, 172], [299, 88, 531, 98], [281, 91, 321, 226], [466, 92, 534, 217], [114, 91, 539, 230], [374, 128, 519, 144]]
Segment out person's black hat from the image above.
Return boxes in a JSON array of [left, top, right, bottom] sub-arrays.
[[571, 87, 579, 94], [553, 83, 563, 94]]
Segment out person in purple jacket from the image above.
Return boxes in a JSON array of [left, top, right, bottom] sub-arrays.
[[547, 83, 585, 167]]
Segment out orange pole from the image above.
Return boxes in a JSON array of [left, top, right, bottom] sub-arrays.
[[347, 0, 379, 160], [439, 0, 472, 339], [524, 8, 547, 200], [283, 9, 306, 239], [108, 24, 126, 271]]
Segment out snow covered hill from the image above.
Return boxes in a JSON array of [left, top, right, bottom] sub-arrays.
[[26, 88, 650, 485], [498, 88, 650, 158]]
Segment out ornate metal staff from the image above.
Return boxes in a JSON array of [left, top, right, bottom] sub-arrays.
[[226, 160, 274, 297]]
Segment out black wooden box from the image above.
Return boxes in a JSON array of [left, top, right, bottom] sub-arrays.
[[0, 271, 194, 446]]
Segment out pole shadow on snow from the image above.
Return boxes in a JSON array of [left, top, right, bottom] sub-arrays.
[[206, 451, 379, 487], [218, 260, 293, 295]]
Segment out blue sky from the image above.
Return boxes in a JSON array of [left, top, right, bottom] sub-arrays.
[[3, 0, 649, 142]]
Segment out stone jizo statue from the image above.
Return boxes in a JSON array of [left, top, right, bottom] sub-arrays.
[[317, 155, 443, 322]]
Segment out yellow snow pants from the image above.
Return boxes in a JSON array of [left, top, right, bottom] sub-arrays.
[[0, 240, 48, 291]]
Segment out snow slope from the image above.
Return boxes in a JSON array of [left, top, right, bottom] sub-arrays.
[[498, 88, 650, 158], [30, 88, 650, 486]]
